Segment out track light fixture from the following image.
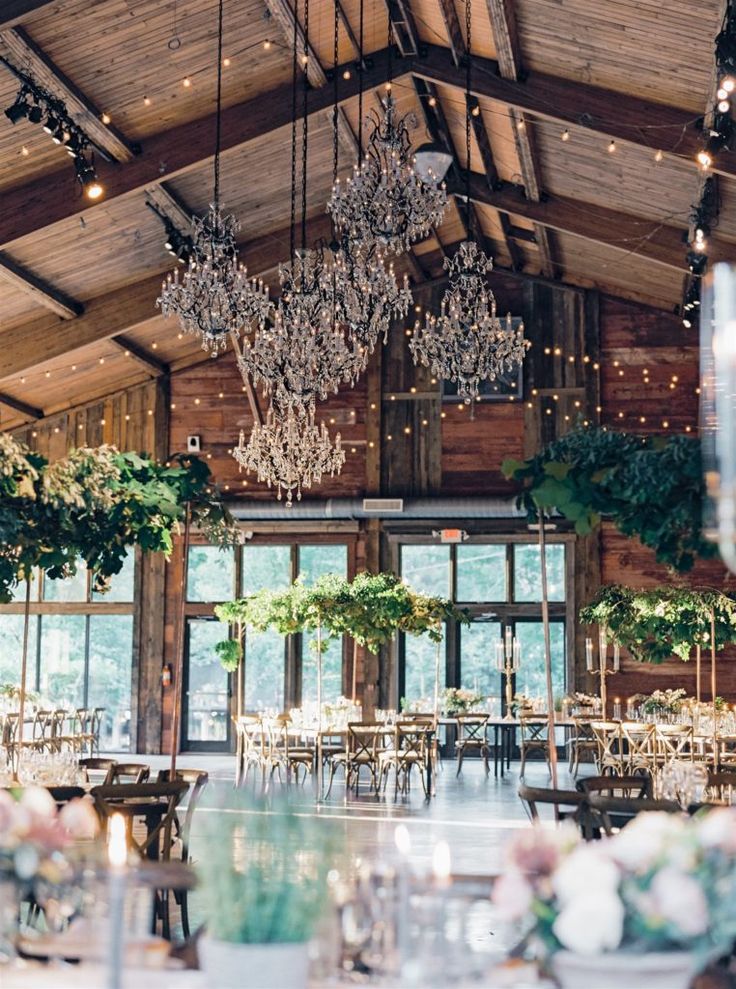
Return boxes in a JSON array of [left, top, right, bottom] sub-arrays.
[[146, 201, 195, 265], [1, 60, 104, 199]]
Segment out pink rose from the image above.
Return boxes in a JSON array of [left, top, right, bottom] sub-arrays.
[[60, 797, 99, 839], [492, 870, 533, 920], [648, 868, 708, 938]]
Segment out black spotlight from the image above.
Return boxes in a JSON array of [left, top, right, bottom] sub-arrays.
[[74, 154, 103, 200], [687, 251, 708, 276], [27, 102, 43, 124], [4, 92, 29, 124], [42, 112, 58, 135]]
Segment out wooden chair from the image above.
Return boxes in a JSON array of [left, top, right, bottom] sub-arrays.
[[590, 720, 625, 775], [567, 717, 597, 777], [46, 785, 87, 807], [518, 783, 585, 824], [325, 723, 384, 797], [110, 762, 150, 785], [80, 756, 117, 786], [519, 716, 551, 777], [655, 725, 695, 766], [157, 769, 209, 939], [266, 715, 315, 784], [455, 714, 490, 777], [584, 793, 682, 837], [235, 716, 269, 785], [90, 707, 106, 755], [71, 708, 96, 755], [379, 722, 432, 798], [620, 722, 656, 775], [576, 774, 652, 799], [706, 770, 736, 804]]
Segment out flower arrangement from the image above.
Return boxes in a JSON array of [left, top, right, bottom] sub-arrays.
[[563, 692, 599, 709], [641, 689, 688, 716], [493, 811, 736, 963], [0, 786, 99, 885], [512, 693, 535, 715], [442, 687, 483, 716]]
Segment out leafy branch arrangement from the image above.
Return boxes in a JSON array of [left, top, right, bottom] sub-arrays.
[[0, 433, 235, 601], [502, 426, 714, 571], [214, 571, 468, 673], [579, 584, 736, 663]]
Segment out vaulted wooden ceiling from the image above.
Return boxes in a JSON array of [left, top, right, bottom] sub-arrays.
[[0, 0, 727, 429]]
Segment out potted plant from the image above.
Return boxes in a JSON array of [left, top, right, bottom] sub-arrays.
[[197, 797, 335, 988], [492, 811, 736, 989]]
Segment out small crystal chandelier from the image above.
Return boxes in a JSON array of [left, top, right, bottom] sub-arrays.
[[157, 0, 270, 354], [410, 0, 528, 404], [327, 93, 448, 255], [410, 240, 529, 404], [233, 404, 345, 507]]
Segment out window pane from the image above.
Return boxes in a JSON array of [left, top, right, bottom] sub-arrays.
[[403, 630, 445, 709], [298, 544, 348, 584], [242, 545, 292, 594], [514, 621, 566, 706], [186, 620, 230, 742], [10, 572, 41, 603], [460, 622, 501, 711], [92, 551, 135, 603], [187, 547, 235, 602], [38, 615, 86, 709], [43, 563, 88, 602], [301, 635, 343, 705], [456, 545, 506, 602], [0, 615, 38, 702], [87, 615, 134, 752], [514, 544, 566, 602], [401, 545, 450, 598], [245, 627, 285, 713]]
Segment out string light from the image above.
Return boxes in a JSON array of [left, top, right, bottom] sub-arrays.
[[182, 77, 192, 88], [607, 139, 616, 153], [654, 149, 663, 162], [561, 128, 570, 141]]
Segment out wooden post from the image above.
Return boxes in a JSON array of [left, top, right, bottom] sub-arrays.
[[433, 637, 441, 717], [711, 610, 718, 770], [169, 503, 191, 776], [317, 622, 323, 730], [351, 639, 358, 703], [695, 642, 702, 706], [14, 577, 32, 780], [538, 517, 559, 789]]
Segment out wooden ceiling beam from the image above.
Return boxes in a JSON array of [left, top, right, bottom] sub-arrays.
[[0, 391, 42, 420], [0, 212, 334, 382], [0, 46, 396, 251], [484, 0, 522, 80], [143, 184, 192, 231], [0, 1, 56, 31], [456, 170, 723, 273], [0, 251, 83, 318], [110, 336, 169, 378], [414, 45, 727, 179], [0, 27, 136, 162]]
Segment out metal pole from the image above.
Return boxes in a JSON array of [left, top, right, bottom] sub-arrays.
[[711, 610, 718, 770], [169, 502, 191, 776], [538, 517, 559, 789], [696, 642, 702, 705], [317, 622, 323, 730], [351, 639, 358, 702], [14, 577, 32, 781], [433, 637, 441, 718]]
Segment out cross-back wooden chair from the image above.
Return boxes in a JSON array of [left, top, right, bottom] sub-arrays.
[[79, 756, 117, 786], [620, 722, 656, 774], [379, 722, 432, 798], [157, 769, 209, 939], [584, 793, 682, 838], [266, 715, 315, 784], [655, 724, 695, 766], [567, 717, 597, 777], [455, 714, 490, 777], [325, 723, 385, 797], [90, 707, 106, 755], [590, 720, 625, 775], [706, 770, 736, 804], [519, 716, 551, 777], [576, 774, 652, 799], [110, 762, 150, 785], [518, 783, 585, 825]]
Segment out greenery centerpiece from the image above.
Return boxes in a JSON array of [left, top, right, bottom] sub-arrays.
[[197, 795, 336, 989], [502, 426, 713, 571], [492, 811, 736, 989], [639, 688, 688, 718]]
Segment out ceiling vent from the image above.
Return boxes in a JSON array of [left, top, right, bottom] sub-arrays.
[[362, 498, 404, 513]]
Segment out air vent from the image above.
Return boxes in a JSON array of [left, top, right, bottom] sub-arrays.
[[362, 498, 404, 513]]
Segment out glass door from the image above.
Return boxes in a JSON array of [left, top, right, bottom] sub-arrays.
[[182, 618, 232, 751], [459, 620, 502, 716]]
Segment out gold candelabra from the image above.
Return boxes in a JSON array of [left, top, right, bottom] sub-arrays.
[[496, 628, 521, 721], [585, 628, 620, 716]]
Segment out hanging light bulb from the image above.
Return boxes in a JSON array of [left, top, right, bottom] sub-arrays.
[[158, 0, 271, 353]]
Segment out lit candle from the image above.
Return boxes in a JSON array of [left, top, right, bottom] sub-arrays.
[[585, 638, 594, 673], [495, 640, 505, 671], [613, 697, 622, 720], [512, 638, 521, 672], [394, 825, 411, 972], [613, 643, 621, 672], [599, 627, 608, 667], [108, 814, 127, 989], [432, 841, 451, 952]]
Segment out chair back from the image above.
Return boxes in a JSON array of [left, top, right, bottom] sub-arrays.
[[656, 724, 694, 763], [590, 720, 623, 772], [80, 756, 117, 786], [157, 769, 209, 863], [706, 770, 736, 803], [32, 709, 54, 741], [518, 783, 584, 823], [576, 774, 651, 799], [620, 722, 656, 772], [50, 709, 68, 739], [456, 714, 489, 743], [586, 793, 681, 836], [395, 722, 431, 760], [519, 716, 549, 745], [91, 780, 188, 861], [347, 723, 385, 759], [110, 762, 150, 785]]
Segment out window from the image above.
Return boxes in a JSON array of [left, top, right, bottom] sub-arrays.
[[242, 545, 291, 594], [187, 547, 236, 602], [398, 539, 569, 714], [298, 544, 348, 585], [185, 619, 230, 746], [0, 554, 136, 751], [244, 627, 286, 713]]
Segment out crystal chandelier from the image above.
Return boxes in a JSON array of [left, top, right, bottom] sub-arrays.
[[410, 240, 530, 404], [157, 0, 270, 354], [327, 94, 448, 255], [233, 404, 345, 507]]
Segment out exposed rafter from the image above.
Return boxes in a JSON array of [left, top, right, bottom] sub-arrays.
[[0, 46, 396, 251], [143, 184, 192, 231], [0, 391, 41, 420], [0, 1, 56, 31], [0, 26, 136, 161], [0, 251, 82, 318], [110, 336, 170, 378]]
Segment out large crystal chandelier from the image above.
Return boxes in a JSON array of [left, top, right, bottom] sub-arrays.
[[328, 94, 448, 255], [233, 404, 345, 507], [157, 0, 270, 354], [410, 240, 529, 403]]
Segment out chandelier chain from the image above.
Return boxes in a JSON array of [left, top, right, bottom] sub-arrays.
[[358, 0, 364, 158], [465, 0, 471, 208], [332, 0, 339, 182], [214, 0, 224, 209], [302, 0, 309, 257], [290, 0, 298, 262]]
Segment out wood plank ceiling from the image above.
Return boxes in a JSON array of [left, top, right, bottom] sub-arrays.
[[0, 0, 727, 429]]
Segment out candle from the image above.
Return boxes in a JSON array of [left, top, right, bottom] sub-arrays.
[[613, 697, 622, 720], [394, 825, 411, 972], [108, 814, 127, 989], [599, 627, 608, 662], [613, 643, 621, 672], [495, 640, 505, 671], [505, 626, 513, 661], [512, 638, 521, 672], [432, 841, 451, 952], [585, 638, 594, 673]]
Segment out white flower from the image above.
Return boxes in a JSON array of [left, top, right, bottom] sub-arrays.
[[610, 812, 686, 872], [552, 846, 620, 906], [19, 785, 56, 819], [60, 797, 99, 839], [648, 868, 708, 938], [553, 891, 624, 955], [697, 807, 736, 854], [492, 870, 533, 920]]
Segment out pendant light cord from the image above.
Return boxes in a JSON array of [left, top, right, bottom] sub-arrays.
[[302, 0, 309, 256], [358, 0, 364, 158], [387, 1, 393, 88], [214, 0, 224, 211], [332, 0, 339, 182], [290, 0, 298, 261], [465, 0, 472, 213]]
